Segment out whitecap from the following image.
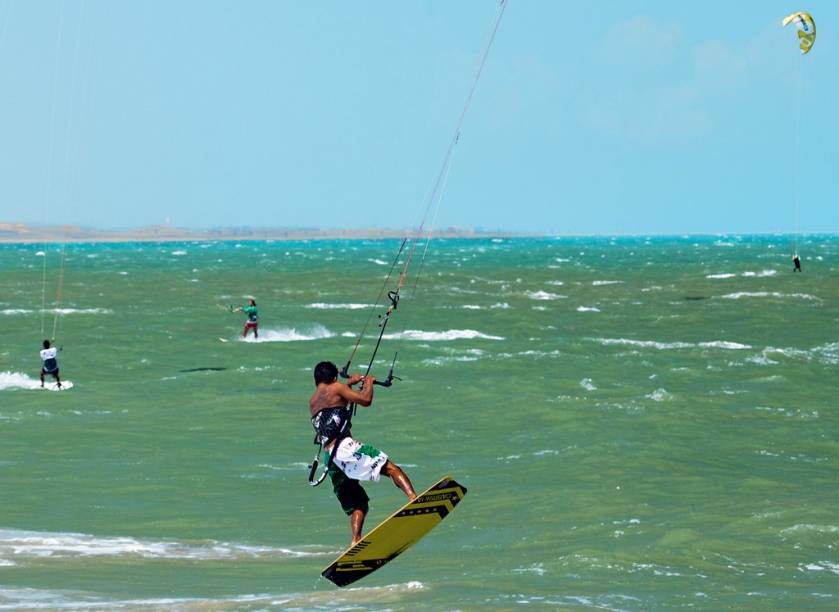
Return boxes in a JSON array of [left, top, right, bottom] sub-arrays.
[[741, 269, 778, 278], [368, 258, 387, 265], [720, 291, 819, 301], [527, 291, 565, 300], [645, 388, 671, 402], [0, 581, 424, 610], [698, 341, 751, 350], [800, 561, 839, 575], [384, 329, 504, 341], [0, 372, 60, 391], [580, 378, 597, 391], [422, 355, 482, 366], [0, 309, 31, 315], [241, 325, 334, 343], [461, 305, 482, 310], [171, 250, 187, 256], [577, 306, 600, 313], [594, 338, 750, 350], [0, 528, 335, 561], [490, 302, 510, 309], [706, 273, 736, 279], [592, 280, 623, 286], [306, 303, 374, 310]]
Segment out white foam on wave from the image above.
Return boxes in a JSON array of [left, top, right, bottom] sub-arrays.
[[800, 561, 839, 575], [780, 524, 839, 537], [306, 303, 373, 310], [384, 329, 504, 341], [461, 304, 482, 310], [720, 291, 819, 301], [491, 302, 510, 309], [706, 273, 736, 279], [422, 354, 483, 366], [800, 342, 839, 365], [527, 291, 566, 300], [0, 372, 73, 392], [593, 338, 751, 350], [0, 528, 334, 562], [54, 308, 112, 315], [0, 581, 425, 610], [698, 341, 751, 350], [240, 325, 334, 343], [580, 378, 597, 391], [592, 280, 623, 286], [171, 250, 187, 256], [645, 388, 671, 402], [1, 307, 111, 316], [577, 306, 600, 313], [368, 258, 387, 265], [742, 269, 778, 277]]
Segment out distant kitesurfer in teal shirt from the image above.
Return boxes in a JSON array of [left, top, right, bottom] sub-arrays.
[[233, 299, 258, 338]]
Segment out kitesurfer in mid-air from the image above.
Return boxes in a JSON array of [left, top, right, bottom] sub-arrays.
[[309, 361, 416, 544], [39, 340, 62, 389], [233, 299, 258, 338], [793, 253, 802, 272]]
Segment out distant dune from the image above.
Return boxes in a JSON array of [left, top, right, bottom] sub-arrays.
[[0, 222, 533, 244]]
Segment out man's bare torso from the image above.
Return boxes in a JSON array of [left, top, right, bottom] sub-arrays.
[[309, 382, 348, 418]]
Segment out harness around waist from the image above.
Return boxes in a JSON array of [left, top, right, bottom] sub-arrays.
[[311, 406, 351, 445], [43, 358, 58, 372]]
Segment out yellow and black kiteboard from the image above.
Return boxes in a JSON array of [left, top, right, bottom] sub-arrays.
[[321, 476, 467, 587]]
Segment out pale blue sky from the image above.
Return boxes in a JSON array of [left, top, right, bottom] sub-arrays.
[[0, 1, 835, 234]]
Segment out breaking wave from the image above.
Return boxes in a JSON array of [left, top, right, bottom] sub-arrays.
[[240, 325, 334, 343], [592, 338, 751, 350], [384, 329, 504, 341], [719, 292, 819, 301], [0, 528, 335, 562], [306, 303, 373, 310]]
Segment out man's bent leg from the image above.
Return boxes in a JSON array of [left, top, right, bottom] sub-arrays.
[[381, 460, 417, 500], [350, 508, 365, 545]]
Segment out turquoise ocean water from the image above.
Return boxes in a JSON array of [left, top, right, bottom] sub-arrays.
[[0, 236, 837, 609]]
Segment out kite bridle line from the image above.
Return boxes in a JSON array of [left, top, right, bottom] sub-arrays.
[[339, 0, 508, 386], [309, 0, 508, 486], [339, 237, 407, 380]]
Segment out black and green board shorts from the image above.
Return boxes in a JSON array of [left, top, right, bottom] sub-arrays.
[[327, 461, 370, 516]]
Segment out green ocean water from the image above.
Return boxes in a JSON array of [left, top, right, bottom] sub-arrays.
[[0, 236, 837, 610]]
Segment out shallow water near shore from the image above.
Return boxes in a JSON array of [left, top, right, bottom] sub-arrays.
[[1, 235, 838, 609]]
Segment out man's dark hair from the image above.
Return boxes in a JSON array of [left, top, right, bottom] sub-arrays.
[[314, 361, 338, 385], [43, 340, 50, 349]]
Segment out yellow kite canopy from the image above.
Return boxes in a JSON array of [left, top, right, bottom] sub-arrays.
[[783, 11, 816, 54]]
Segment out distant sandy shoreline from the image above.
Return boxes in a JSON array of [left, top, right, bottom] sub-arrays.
[[0, 224, 536, 244]]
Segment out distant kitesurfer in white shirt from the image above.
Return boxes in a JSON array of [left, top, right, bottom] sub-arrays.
[[39, 340, 62, 389]]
